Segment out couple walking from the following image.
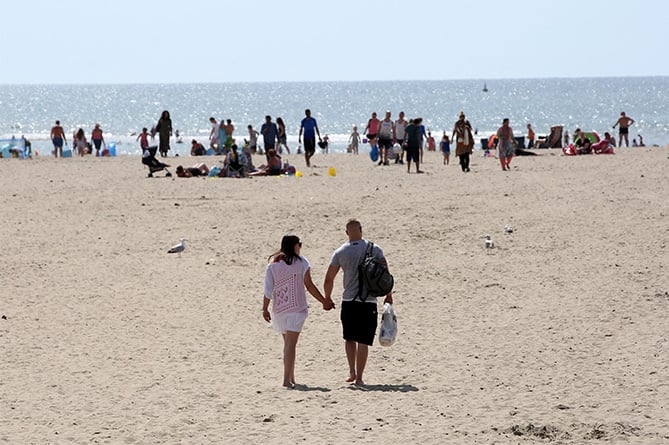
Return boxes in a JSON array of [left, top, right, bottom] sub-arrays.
[[262, 219, 393, 388]]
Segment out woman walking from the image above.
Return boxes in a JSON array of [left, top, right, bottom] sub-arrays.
[[262, 235, 334, 388], [452, 112, 474, 172], [156, 110, 172, 157]]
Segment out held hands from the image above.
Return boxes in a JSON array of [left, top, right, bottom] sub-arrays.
[[322, 297, 335, 311]]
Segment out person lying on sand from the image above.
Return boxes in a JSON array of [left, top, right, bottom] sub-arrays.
[[175, 163, 209, 177]]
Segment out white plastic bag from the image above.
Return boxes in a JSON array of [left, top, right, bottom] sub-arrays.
[[378, 303, 397, 347]]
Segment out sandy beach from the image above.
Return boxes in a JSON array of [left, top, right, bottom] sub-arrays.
[[1, 147, 668, 444]]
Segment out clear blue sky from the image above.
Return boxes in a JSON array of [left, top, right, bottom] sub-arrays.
[[3, 0, 667, 84]]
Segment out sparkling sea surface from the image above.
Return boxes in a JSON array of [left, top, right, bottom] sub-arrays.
[[1, 78, 667, 155]]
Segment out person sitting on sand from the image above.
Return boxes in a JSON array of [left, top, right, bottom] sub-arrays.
[[175, 163, 210, 177], [224, 144, 248, 177], [592, 134, 615, 154], [604, 132, 616, 147], [248, 149, 282, 176], [191, 139, 206, 156], [574, 129, 592, 155]]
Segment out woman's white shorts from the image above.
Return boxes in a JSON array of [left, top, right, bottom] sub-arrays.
[[272, 309, 308, 333]]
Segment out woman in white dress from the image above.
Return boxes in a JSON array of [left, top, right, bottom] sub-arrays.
[[262, 235, 335, 388]]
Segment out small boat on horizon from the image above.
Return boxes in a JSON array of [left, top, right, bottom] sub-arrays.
[[483, 83, 488, 92]]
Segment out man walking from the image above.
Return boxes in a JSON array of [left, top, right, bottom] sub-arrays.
[[50, 120, 67, 158], [377, 111, 395, 166], [324, 219, 393, 386], [404, 118, 423, 173], [299, 109, 321, 167], [394, 111, 407, 164]]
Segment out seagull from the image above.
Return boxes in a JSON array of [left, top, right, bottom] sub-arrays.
[[167, 238, 186, 256], [485, 235, 495, 249]]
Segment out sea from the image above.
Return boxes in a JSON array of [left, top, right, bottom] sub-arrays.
[[1, 77, 668, 156]]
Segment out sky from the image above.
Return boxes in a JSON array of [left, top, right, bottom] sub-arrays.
[[2, 0, 668, 84]]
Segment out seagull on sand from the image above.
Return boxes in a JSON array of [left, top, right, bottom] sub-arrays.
[[167, 238, 186, 256], [484, 235, 495, 249]]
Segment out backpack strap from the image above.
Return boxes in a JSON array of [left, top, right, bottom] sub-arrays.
[[356, 242, 374, 302]]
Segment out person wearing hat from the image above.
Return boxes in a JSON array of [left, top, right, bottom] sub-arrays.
[[451, 112, 474, 172]]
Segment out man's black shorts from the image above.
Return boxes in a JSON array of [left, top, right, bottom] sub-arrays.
[[406, 146, 420, 162], [304, 138, 316, 154], [378, 137, 393, 150], [341, 300, 378, 346]]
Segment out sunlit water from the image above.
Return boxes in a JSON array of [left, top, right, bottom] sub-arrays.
[[1, 78, 667, 155]]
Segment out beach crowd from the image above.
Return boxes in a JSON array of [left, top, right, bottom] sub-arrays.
[[12, 108, 643, 176]]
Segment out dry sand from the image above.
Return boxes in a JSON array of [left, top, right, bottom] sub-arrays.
[[1, 147, 668, 444]]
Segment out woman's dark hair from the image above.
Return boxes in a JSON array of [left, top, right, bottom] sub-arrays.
[[76, 128, 85, 139], [268, 235, 302, 265], [276, 117, 285, 127]]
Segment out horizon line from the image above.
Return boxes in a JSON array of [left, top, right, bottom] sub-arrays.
[[1, 74, 668, 87]]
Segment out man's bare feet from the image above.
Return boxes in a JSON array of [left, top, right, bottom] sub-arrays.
[[283, 382, 296, 389], [354, 379, 365, 386], [346, 374, 356, 383]]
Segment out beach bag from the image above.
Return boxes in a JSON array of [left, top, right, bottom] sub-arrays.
[[378, 303, 397, 347], [358, 242, 394, 300], [369, 144, 379, 162]]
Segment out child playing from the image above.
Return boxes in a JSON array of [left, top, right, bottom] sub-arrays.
[[440, 133, 450, 165], [348, 126, 361, 155], [137, 127, 150, 150], [426, 131, 436, 151]]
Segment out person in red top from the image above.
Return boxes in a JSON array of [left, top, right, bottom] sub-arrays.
[[363, 112, 381, 147], [136, 127, 150, 150]]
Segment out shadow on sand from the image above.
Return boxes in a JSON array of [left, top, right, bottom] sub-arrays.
[[292, 384, 332, 393], [346, 383, 419, 392]]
